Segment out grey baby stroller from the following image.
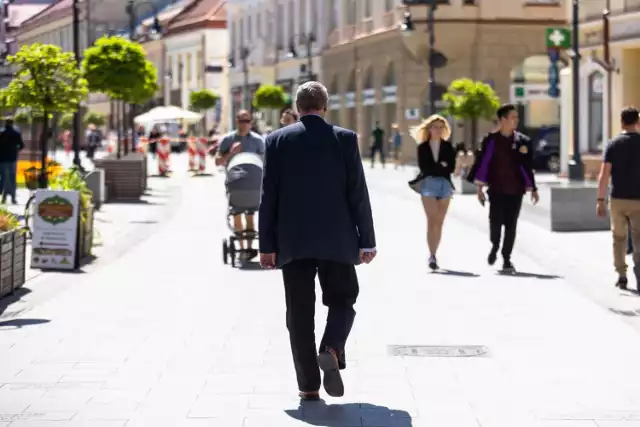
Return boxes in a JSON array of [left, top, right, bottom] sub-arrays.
[[222, 152, 263, 267]]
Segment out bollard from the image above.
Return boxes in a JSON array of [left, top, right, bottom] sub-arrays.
[[106, 136, 116, 154], [157, 136, 171, 176], [187, 136, 197, 171], [197, 137, 208, 174]]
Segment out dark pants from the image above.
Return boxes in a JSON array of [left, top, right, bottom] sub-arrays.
[[370, 145, 385, 166], [0, 161, 17, 202], [281, 259, 359, 392], [488, 193, 523, 261]]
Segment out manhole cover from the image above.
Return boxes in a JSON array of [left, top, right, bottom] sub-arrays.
[[388, 345, 489, 357]]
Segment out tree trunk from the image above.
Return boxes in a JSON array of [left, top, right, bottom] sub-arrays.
[[38, 112, 49, 188], [471, 118, 479, 151]]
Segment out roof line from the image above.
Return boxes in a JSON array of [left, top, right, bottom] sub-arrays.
[[19, 0, 65, 28]]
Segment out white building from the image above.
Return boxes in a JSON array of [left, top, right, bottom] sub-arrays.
[[164, 0, 229, 132], [226, 0, 329, 129]]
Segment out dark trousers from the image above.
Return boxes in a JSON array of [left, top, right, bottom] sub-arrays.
[[281, 259, 359, 392], [370, 145, 385, 166], [488, 193, 523, 261], [0, 161, 17, 202]]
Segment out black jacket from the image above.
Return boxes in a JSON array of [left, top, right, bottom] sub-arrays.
[[466, 131, 537, 191], [259, 115, 376, 268], [0, 126, 25, 162], [408, 140, 456, 188]]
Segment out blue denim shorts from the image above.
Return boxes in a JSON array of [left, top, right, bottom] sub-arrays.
[[420, 177, 453, 200]]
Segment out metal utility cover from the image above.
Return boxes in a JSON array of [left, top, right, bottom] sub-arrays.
[[388, 345, 489, 357]]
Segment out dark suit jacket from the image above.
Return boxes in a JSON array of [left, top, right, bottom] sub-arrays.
[[0, 126, 24, 162], [408, 140, 456, 189], [466, 131, 537, 192], [259, 115, 376, 268]]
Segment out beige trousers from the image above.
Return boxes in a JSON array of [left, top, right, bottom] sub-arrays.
[[610, 198, 640, 276]]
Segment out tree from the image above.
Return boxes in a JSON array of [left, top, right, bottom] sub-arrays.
[[82, 36, 158, 155], [189, 89, 219, 131], [84, 111, 107, 127], [1, 43, 88, 187], [442, 78, 500, 149], [82, 36, 158, 104], [58, 112, 74, 130], [252, 85, 287, 110]]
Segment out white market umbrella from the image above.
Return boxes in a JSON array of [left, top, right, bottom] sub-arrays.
[[134, 105, 203, 124]]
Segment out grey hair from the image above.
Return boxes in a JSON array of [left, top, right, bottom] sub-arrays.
[[295, 81, 329, 113]]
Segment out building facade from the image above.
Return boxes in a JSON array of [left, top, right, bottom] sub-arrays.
[[558, 0, 640, 176], [164, 0, 228, 132], [322, 0, 565, 159], [227, 0, 329, 130]]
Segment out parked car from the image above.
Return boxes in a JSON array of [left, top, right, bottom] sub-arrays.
[[533, 128, 560, 173]]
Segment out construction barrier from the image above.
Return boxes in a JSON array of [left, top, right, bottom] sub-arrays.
[[197, 137, 208, 173], [157, 136, 171, 175], [138, 136, 148, 154], [187, 136, 197, 171]]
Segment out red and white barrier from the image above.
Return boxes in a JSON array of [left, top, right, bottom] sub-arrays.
[[197, 137, 208, 173], [187, 136, 197, 171], [106, 135, 116, 154], [157, 136, 171, 175], [138, 136, 148, 153]]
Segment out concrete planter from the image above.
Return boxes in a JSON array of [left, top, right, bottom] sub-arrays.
[[453, 175, 476, 195], [94, 153, 146, 202], [76, 206, 94, 265], [0, 230, 26, 299], [548, 184, 610, 231]]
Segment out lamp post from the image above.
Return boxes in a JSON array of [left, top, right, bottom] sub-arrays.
[[125, 0, 161, 155], [228, 47, 250, 110], [400, 1, 447, 116], [568, 0, 583, 181], [287, 33, 316, 82], [72, 0, 81, 168]]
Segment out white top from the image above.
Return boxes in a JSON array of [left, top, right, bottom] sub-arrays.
[[429, 140, 440, 161]]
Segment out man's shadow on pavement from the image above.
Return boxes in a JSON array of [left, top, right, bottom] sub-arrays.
[[497, 271, 562, 279], [431, 269, 480, 278], [286, 400, 412, 427]]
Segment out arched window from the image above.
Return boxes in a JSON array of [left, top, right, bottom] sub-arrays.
[[384, 63, 395, 87], [347, 70, 356, 92], [588, 71, 604, 152], [363, 67, 374, 89]]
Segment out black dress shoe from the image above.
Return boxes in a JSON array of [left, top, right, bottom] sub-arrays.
[[488, 247, 498, 266], [317, 349, 344, 397], [298, 391, 320, 401], [501, 260, 516, 274], [616, 276, 628, 290]]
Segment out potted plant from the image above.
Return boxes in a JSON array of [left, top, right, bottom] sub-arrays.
[[0, 207, 26, 298], [51, 168, 94, 262]]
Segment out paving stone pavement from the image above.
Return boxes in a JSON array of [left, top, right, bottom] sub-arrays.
[[1, 166, 640, 426]]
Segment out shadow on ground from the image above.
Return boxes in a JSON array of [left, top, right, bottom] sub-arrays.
[[432, 269, 480, 278], [286, 401, 412, 427], [0, 287, 31, 316], [497, 271, 562, 279], [0, 318, 50, 329]]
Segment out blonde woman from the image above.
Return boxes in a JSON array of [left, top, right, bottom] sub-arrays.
[[408, 115, 456, 270]]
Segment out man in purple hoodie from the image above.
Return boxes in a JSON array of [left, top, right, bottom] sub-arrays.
[[467, 104, 539, 273]]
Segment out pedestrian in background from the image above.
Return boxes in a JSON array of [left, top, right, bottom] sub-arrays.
[[259, 81, 376, 401], [280, 109, 298, 127], [391, 123, 403, 169], [408, 115, 455, 270], [597, 106, 640, 291], [371, 121, 385, 168], [0, 118, 24, 205], [85, 124, 102, 162], [467, 104, 538, 273]]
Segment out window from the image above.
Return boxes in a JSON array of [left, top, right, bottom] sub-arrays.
[[364, 0, 371, 17], [167, 56, 173, 78], [299, 0, 306, 36], [288, 0, 295, 44], [276, 3, 284, 47], [328, 0, 337, 31], [347, 0, 356, 25], [196, 50, 203, 83], [239, 18, 244, 43], [230, 20, 237, 54], [310, 0, 317, 36], [256, 11, 262, 38]]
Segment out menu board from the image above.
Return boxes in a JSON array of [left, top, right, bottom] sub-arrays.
[[31, 190, 80, 270]]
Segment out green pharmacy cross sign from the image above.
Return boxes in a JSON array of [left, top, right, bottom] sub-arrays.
[[546, 28, 571, 49]]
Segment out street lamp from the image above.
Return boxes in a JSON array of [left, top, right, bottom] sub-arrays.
[[287, 32, 316, 82], [228, 47, 250, 110], [399, 2, 447, 115], [568, 0, 583, 181], [72, 0, 82, 169], [125, 0, 161, 156]]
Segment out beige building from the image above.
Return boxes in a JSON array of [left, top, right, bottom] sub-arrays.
[[322, 0, 566, 160], [559, 0, 640, 176]]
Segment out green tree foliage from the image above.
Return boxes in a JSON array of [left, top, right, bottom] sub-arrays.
[[442, 78, 500, 148], [82, 36, 158, 104], [0, 43, 87, 187], [252, 85, 287, 110], [84, 111, 107, 127], [189, 89, 219, 112], [58, 112, 74, 130]]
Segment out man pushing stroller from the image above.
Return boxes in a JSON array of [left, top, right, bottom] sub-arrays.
[[216, 110, 265, 261]]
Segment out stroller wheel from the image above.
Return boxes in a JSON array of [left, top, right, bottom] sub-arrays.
[[222, 239, 228, 264], [228, 239, 236, 267]]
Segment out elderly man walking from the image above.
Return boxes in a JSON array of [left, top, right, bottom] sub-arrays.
[[259, 81, 376, 400]]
